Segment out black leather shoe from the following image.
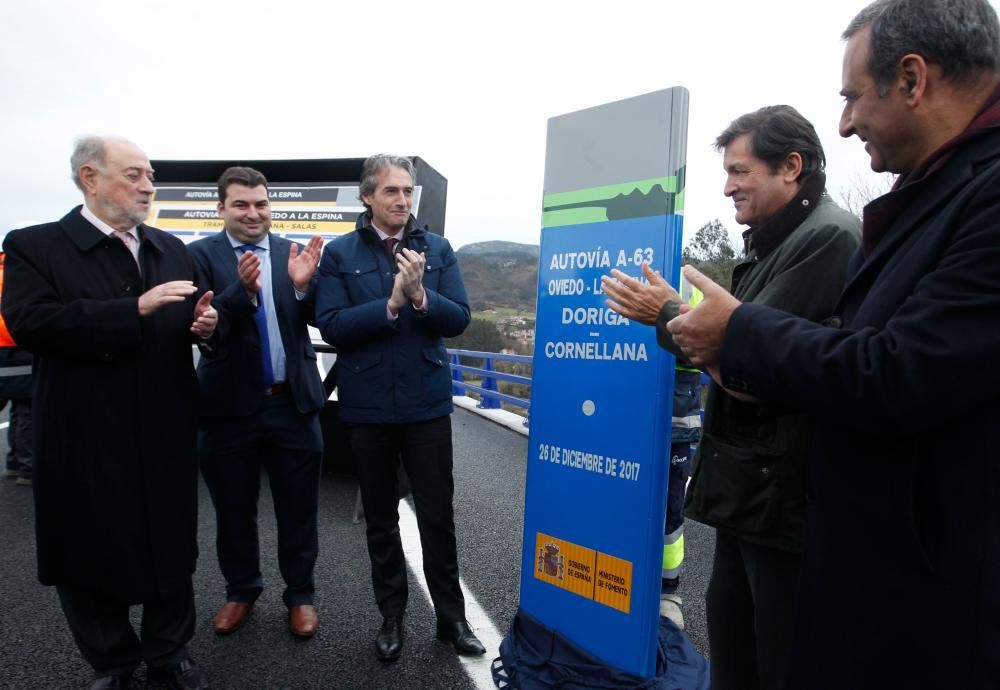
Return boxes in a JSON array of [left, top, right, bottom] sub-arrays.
[[91, 673, 132, 690], [147, 654, 209, 690], [436, 619, 486, 656], [375, 616, 403, 662]]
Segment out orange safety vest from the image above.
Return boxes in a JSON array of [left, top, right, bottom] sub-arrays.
[[0, 253, 17, 347]]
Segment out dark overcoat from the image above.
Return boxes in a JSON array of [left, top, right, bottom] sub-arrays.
[[1, 206, 209, 602], [718, 129, 1000, 687]]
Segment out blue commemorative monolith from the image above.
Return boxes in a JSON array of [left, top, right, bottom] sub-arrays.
[[516, 87, 689, 678]]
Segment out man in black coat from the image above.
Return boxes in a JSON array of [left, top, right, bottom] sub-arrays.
[[1, 136, 217, 690], [668, 1, 1000, 687], [188, 166, 326, 640]]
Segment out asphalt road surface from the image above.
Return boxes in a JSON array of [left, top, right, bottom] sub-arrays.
[[0, 405, 714, 689]]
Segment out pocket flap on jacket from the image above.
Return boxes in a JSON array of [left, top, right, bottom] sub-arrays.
[[422, 345, 447, 367], [422, 253, 445, 273], [341, 351, 381, 374], [340, 260, 379, 277], [686, 433, 782, 535]]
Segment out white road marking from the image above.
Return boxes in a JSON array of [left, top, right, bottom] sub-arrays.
[[0, 422, 8, 430], [398, 498, 502, 690]]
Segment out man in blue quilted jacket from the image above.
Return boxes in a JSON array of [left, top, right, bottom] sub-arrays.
[[315, 154, 484, 662]]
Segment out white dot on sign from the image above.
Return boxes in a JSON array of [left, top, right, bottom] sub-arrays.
[[582, 400, 596, 416]]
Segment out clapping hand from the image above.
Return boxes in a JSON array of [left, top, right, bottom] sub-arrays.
[[666, 265, 741, 368], [388, 248, 426, 313], [190, 291, 217, 338], [288, 236, 324, 292], [238, 251, 261, 299], [602, 262, 681, 326]]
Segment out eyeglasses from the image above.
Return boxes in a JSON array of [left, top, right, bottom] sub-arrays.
[[93, 166, 155, 185]]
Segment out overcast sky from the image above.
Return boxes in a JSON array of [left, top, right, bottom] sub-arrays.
[[4, 0, 992, 249]]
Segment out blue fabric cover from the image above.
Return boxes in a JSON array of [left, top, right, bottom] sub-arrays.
[[493, 608, 709, 689]]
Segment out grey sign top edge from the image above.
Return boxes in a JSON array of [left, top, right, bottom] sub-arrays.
[[543, 87, 690, 196]]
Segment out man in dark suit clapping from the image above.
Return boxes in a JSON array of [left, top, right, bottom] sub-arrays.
[[188, 166, 326, 640]]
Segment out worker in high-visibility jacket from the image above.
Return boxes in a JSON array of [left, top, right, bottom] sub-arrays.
[[659, 274, 704, 629], [0, 247, 33, 486]]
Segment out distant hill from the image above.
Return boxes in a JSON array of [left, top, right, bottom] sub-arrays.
[[456, 241, 540, 257], [455, 241, 539, 312]]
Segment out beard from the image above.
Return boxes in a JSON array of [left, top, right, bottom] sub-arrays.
[[122, 207, 149, 227], [105, 197, 150, 228]]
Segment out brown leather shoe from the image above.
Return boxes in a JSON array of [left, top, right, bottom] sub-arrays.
[[213, 601, 252, 635], [289, 604, 319, 638]]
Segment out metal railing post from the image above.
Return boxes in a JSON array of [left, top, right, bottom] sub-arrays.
[[451, 353, 464, 396], [445, 348, 531, 417], [478, 357, 501, 409]]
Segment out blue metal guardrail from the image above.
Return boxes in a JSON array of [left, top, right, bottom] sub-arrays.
[[447, 348, 532, 423], [447, 350, 712, 430]]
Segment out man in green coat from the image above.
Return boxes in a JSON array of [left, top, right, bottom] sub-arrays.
[[603, 105, 860, 690]]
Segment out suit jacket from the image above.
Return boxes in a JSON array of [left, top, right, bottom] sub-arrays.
[[188, 231, 325, 417], [1, 206, 210, 601], [718, 129, 1000, 687]]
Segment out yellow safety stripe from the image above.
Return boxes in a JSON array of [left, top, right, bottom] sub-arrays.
[[679, 274, 704, 308], [662, 536, 685, 573]]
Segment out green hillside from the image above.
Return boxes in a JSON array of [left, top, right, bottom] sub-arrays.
[[455, 241, 539, 312]]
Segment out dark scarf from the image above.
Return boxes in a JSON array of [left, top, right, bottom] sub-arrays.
[[742, 171, 827, 259], [861, 85, 1000, 257]]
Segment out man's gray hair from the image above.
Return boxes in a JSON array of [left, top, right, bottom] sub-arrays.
[[844, 0, 1000, 96], [358, 154, 415, 206], [70, 136, 108, 191]]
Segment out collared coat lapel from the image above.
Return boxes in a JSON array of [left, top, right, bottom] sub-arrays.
[[836, 138, 982, 318], [206, 230, 242, 287]]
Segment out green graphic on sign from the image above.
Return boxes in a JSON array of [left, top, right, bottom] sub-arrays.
[[542, 168, 687, 227]]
